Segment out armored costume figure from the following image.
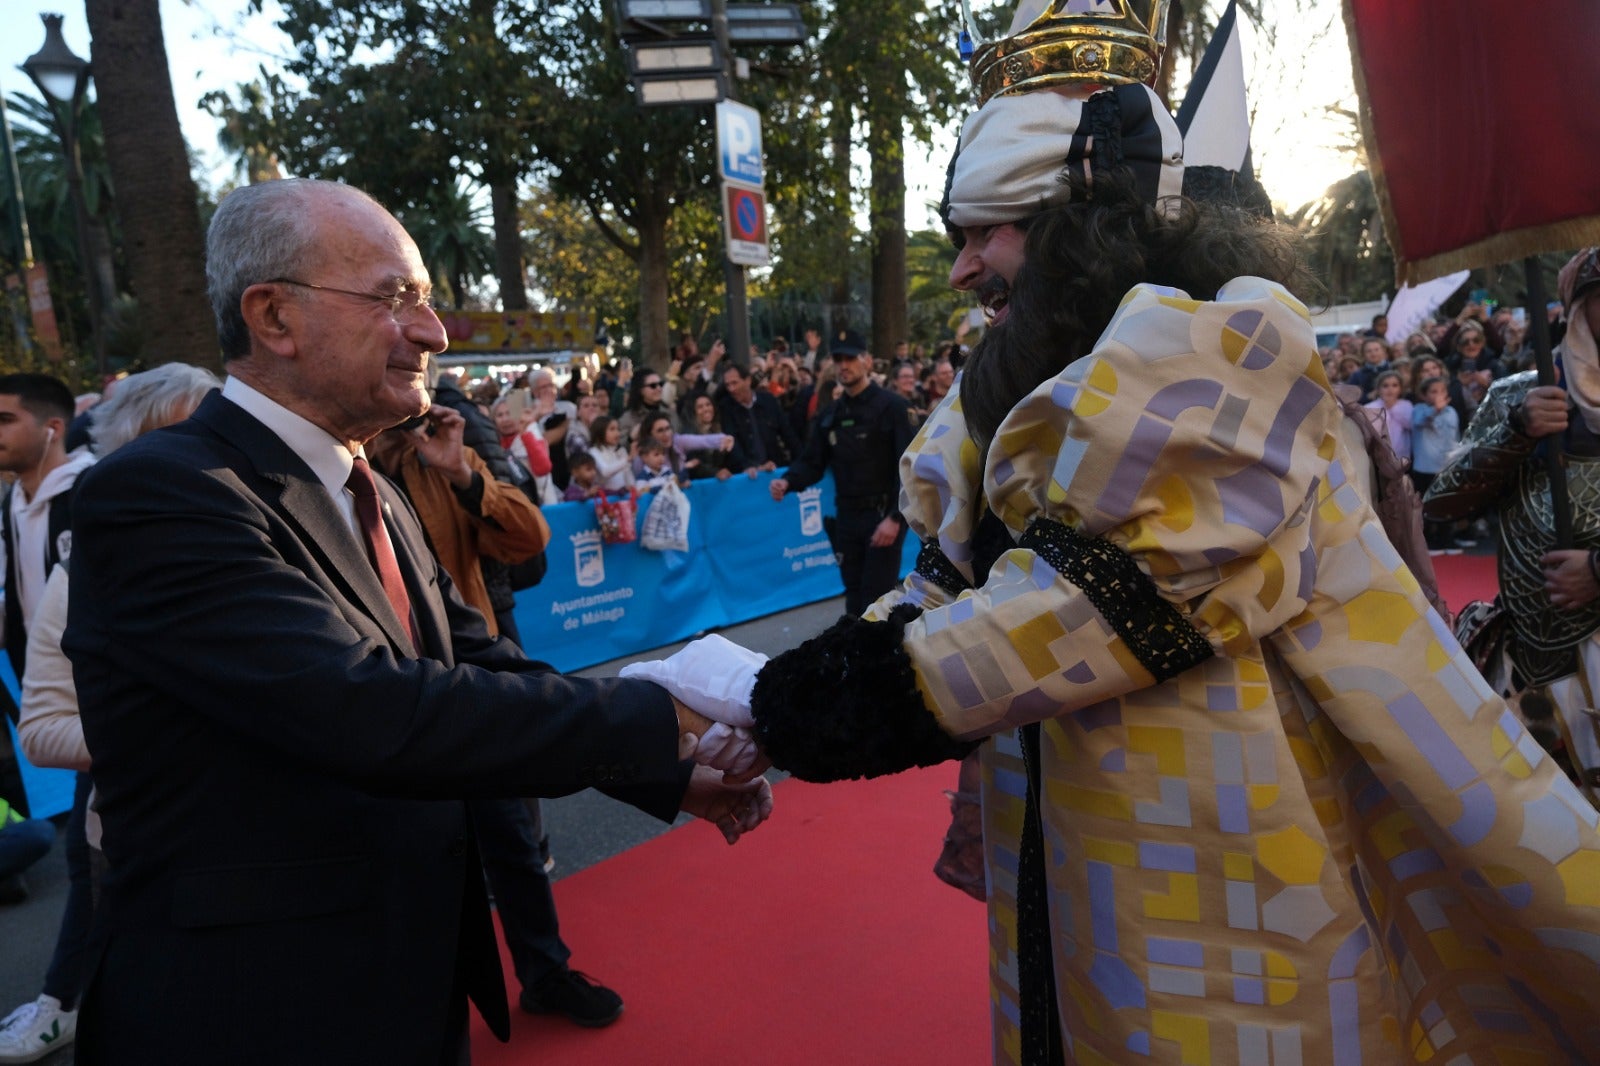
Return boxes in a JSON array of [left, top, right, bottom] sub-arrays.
[[1425, 248, 1600, 801], [633, 6, 1600, 1063]]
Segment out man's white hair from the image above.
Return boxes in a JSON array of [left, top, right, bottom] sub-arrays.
[[90, 363, 221, 455]]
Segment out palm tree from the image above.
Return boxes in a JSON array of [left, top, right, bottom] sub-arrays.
[[905, 228, 965, 344], [397, 181, 494, 310], [201, 75, 286, 186], [85, 0, 218, 370], [1292, 169, 1395, 306], [5, 92, 118, 357]]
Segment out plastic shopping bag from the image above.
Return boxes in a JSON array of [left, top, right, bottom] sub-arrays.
[[639, 480, 691, 553]]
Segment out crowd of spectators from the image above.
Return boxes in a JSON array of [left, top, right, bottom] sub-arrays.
[[1320, 299, 1564, 554], [472, 332, 969, 509]]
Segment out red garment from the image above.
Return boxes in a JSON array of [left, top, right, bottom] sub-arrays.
[[501, 430, 551, 477]]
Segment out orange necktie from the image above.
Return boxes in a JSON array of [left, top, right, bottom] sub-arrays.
[[346, 456, 419, 654]]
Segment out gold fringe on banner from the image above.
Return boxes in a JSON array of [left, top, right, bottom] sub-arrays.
[[1395, 218, 1600, 288]]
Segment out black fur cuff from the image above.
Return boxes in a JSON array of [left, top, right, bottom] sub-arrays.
[[1019, 517, 1213, 683], [751, 604, 976, 782]]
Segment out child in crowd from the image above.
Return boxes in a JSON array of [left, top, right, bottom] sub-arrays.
[[636, 412, 732, 483], [587, 415, 634, 492], [565, 394, 606, 457], [1362, 369, 1413, 464], [1408, 356, 1447, 402], [633, 440, 679, 492], [1411, 375, 1461, 553], [562, 452, 601, 503]]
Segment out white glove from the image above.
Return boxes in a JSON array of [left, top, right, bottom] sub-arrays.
[[620, 634, 766, 728]]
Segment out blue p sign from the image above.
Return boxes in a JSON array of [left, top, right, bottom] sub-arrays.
[[717, 101, 763, 186]]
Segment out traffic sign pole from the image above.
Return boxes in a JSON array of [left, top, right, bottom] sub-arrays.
[[712, 0, 751, 368]]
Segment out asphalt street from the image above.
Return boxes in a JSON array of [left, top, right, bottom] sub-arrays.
[[0, 595, 846, 1065]]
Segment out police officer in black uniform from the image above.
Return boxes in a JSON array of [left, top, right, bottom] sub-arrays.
[[770, 330, 917, 615]]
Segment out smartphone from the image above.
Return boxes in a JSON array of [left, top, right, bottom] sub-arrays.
[[504, 387, 532, 424], [396, 414, 429, 433]]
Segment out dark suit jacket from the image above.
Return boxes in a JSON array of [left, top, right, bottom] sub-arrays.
[[63, 393, 691, 1065], [716, 389, 800, 467]]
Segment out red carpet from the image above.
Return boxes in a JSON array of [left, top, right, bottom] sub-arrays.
[[470, 553, 1501, 1064], [1431, 552, 1499, 615], [471, 766, 989, 1065]]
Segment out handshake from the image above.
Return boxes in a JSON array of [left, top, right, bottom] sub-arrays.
[[622, 635, 774, 845]]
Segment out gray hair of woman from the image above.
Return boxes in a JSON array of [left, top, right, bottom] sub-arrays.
[[89, 363, 221, 456]]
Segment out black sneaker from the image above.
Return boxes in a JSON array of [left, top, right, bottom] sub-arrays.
[[519, 968, 623, 1028]]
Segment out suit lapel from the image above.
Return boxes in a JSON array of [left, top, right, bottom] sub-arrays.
[[191, 394, 420, 656]]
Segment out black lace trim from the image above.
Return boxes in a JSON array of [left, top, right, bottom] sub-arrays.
[[913, 538, 972, 598], [1019, 517, 1213, 683], [1082, 90, 1124, 170], [751, 604, 976, 782]]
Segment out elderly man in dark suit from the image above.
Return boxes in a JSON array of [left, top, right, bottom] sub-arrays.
[[62, 178, 769, 1066]]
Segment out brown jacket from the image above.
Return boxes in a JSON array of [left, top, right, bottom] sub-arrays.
[[382, 444, 549, 636]]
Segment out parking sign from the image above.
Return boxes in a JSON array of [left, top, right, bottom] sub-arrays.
[[717, 100, 763, 186]]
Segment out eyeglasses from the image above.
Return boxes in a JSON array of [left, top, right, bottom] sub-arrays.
[[1459, 335, 1484, 346], [642, 380, 663, 389], [267, 277, 431, 319]]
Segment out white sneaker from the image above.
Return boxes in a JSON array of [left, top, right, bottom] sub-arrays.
[[0, 995, 76, 1063]]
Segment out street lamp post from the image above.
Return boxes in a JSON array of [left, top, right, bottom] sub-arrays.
[[21, 13, 103, 373]]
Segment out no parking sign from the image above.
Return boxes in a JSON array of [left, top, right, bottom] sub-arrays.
[[723, 180, 770, 266]]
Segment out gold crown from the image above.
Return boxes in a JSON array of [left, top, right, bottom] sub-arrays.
[[971, 0, 1171, 107]]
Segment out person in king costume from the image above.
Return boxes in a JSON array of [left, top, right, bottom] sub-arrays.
[[1425, 249, 1600, 805], [630, 3, 1600, 1061]]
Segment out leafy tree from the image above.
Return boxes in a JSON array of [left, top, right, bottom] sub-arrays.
[[260, 0, 548, 307], [86, 0, 219, 370], [794, 0, 964, 356]]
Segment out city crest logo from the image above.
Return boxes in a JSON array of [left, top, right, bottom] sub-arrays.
[[797, 487, 824, 537], [571, 530, 604, 588]]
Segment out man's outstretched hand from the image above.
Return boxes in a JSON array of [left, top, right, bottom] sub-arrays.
[[681, 765, 773, 844]]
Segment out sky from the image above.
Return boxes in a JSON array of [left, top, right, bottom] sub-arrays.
[[0, 0, 1359, 230]]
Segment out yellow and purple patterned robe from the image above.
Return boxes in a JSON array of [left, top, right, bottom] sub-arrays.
[[870, 278, 1600, 1063]]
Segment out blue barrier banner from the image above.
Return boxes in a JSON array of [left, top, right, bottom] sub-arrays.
[[1, 658, 74, 819], [514, 473, 922, 672], [512, 488, 724, 672], [699, 472, 844, 624]]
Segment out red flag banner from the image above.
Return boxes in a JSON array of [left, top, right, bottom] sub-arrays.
[[1344, 0, 1600, 284]]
